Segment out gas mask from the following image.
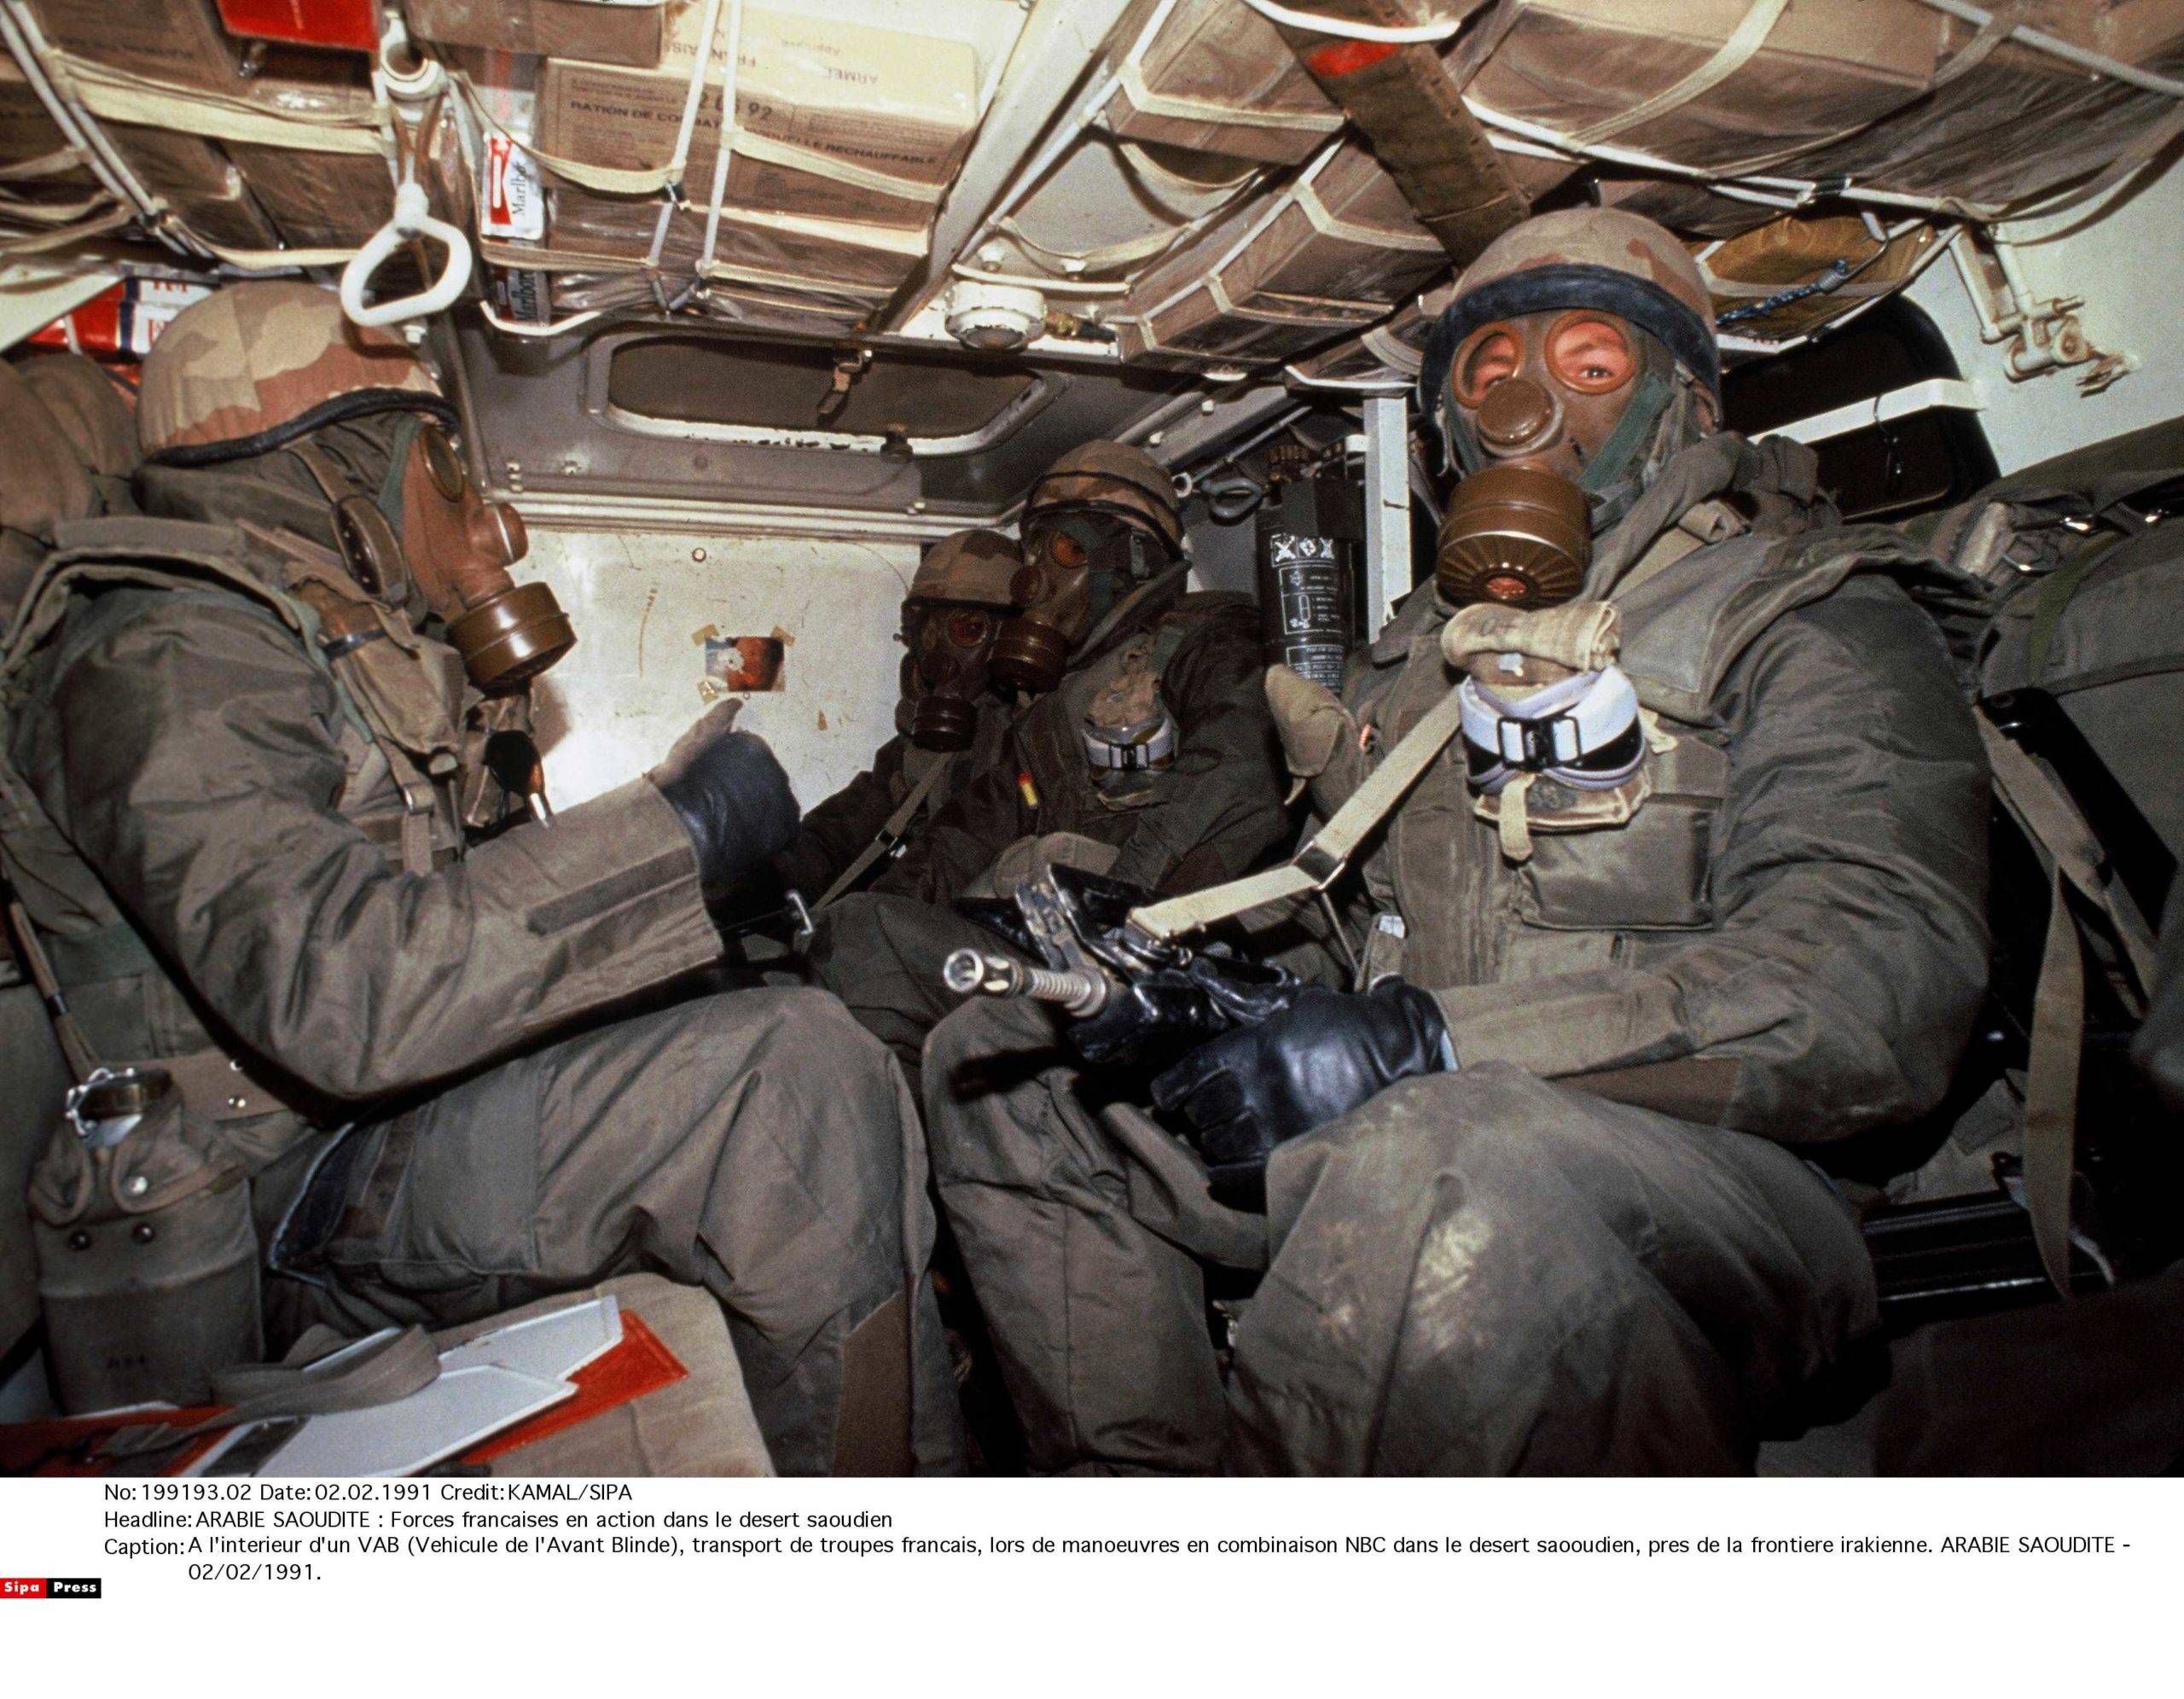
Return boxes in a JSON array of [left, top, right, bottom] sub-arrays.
[[1434, 307, 1707, 611], [991, 513, 1165, 695], [904, 596, 1007, 751], [330, 415, 575, 694]]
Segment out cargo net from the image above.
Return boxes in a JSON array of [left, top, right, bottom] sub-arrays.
[[1073, 0, 2184, 374], [0, 0, 2178, 359]]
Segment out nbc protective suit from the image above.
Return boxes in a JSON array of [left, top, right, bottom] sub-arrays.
[[0, 351, 139, 1362], [922, 210, 1991, 1475], [801, 444, 1291, 1092], [0, 283, 960, 1474], [769, 528, 1024, 907]]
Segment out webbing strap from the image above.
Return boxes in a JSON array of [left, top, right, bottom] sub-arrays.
[[813, 756, 953, 913], [1130, 674, 1469, 942], [1565, 0, 1791, 147], [2023, 854, 2085, 1298], [1930, 0, 2036, 89], [3, 892, 99, 1084], [97, 1325, 441, 1461], [1978, 717, 2158, 1297], [2024, 544, 2111, 687], [1979, 719, 2158, 989]]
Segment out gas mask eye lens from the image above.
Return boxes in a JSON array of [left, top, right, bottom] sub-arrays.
[[1455, 326, 1524, 407], [946, 608, 991, 648], [1044, 530, 1087, 570], [1547, 314, 1635, 393], [419, 424, 468, 502]]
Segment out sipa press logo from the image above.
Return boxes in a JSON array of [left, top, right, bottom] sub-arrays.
[[2, 1577, 102, 1599]]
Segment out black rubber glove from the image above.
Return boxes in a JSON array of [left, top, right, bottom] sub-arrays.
[[1150, 980, 1453, 1210], [649, 703, 801, 900]]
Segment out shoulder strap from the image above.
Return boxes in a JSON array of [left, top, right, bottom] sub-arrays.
[[1130, 676, 1467, 943], [812, 756, 956, 912], [2024, 540, 2117, 686], [1978, 714, 2158, 1298], [2, 889, 101, 1083]]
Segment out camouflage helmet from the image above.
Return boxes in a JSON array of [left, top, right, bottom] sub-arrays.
[[16, 352, 138, 482], [1024, 441, 1184, 557], [1420, 207, 1719, 418], [910, 527, 1023, 607], [138, 280, 451, 465], [0, 359, 95, 538]]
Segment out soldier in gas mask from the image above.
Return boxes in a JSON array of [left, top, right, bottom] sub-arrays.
[[0, 282, 961, 1475], [922, 209, 1991, 1474], [799, 440, 1290, 1093], [768, 527, 1023, 910], [0, 351, 141, 1369]]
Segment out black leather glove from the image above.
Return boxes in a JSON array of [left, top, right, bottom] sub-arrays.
[[1150, 980, 1452, 1210], [649, 703, 800, 900]]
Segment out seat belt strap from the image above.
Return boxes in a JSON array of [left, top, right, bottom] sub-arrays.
[[813, 756, 953, 912], [1130, 677, 1469, 942]]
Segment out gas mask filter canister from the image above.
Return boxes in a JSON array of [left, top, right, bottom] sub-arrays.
[[382, 419, 575, 694]]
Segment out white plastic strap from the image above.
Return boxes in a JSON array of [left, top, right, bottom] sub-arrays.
[[1565, 0, 1792, 148], [699, 0, 748, 276], [1293, 175, 1446, 253], [649, 0, 725, 269], [1234, 0, 1464, 45], [1112, 59, 1345, 136]]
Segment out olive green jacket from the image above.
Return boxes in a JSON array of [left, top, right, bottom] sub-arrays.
[[0, 508, 718, 1165], [1311, 435, 1990, 1143]]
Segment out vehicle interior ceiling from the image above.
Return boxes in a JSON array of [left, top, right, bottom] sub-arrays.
[[2, 0, 2182, 1465]]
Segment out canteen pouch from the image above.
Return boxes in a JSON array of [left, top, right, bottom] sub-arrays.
[[29, 1074, 262, 1412]]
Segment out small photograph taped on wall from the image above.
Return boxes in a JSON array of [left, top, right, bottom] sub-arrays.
[[701, 633, 787, 695]]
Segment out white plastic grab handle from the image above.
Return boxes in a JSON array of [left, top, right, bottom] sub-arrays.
[[340, 180, 473, 329]]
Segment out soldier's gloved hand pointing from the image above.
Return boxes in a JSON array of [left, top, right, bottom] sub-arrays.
[[649, 702, 801, 899], [1150, 980, 1454, 1211]]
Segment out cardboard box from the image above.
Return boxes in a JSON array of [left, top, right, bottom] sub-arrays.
[[407, 0, 669, 71], [537, 4, 979, 227], [548, 184, 926, 294], [1456, 0, 1947, 174], [1101, 0, 1342, 167], [1123, 144, 1446, 364], [29, 0, 375, 111], [1135, 285, 1387, 364], [224, 140, 394, 247], [27, 0, 249, 93], [110, 125, 284, 249]]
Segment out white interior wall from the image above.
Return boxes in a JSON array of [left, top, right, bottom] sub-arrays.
[[1908, 153, 2184, 475], [516, 528, 919, 810]]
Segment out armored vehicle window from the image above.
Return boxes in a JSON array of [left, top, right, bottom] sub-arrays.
[[607, 337, 1039, 440], [1722, 299, 1997, 523]]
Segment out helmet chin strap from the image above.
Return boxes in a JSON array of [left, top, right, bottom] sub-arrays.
[[373, 412, 428, 526]]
